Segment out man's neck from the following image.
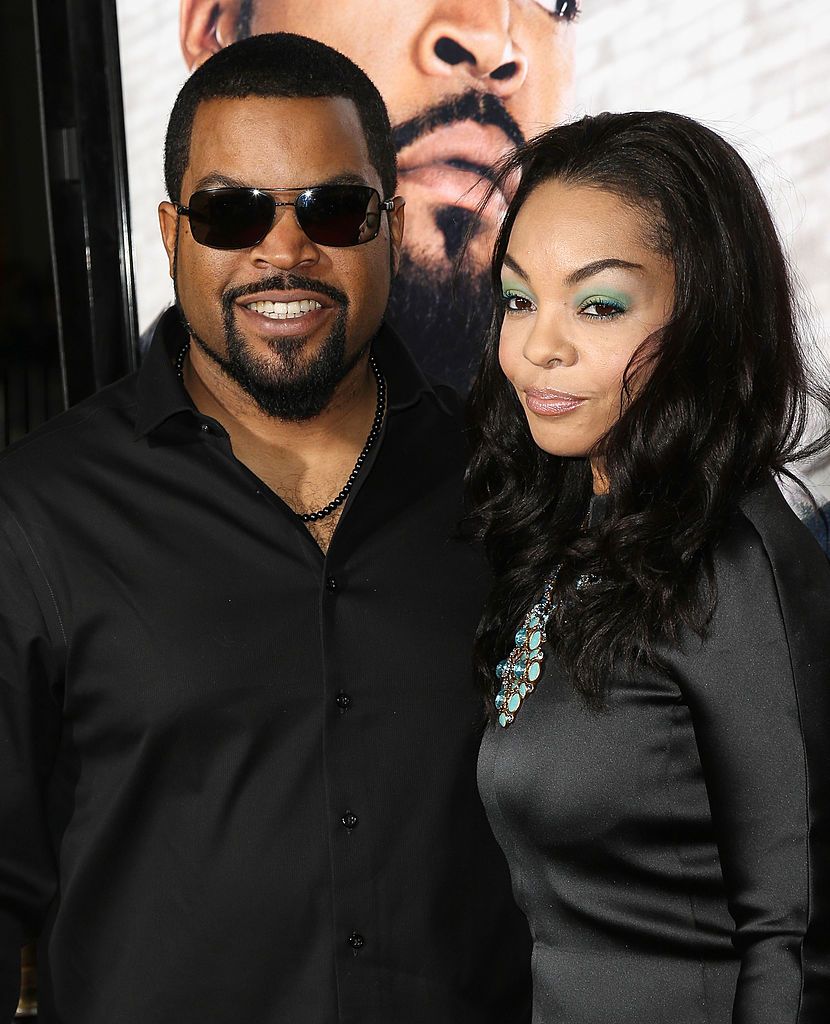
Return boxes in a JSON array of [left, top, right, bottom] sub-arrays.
[[182, 342, 380, 547]]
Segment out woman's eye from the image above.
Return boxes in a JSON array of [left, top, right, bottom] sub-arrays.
[[579, 299, 626, 320], [533, 0, 581, 20], [503, 292, 536, 313]]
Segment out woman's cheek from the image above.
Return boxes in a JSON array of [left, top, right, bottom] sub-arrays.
[[498, 322, 523, 384]]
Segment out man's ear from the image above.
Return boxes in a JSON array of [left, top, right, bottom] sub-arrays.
[[180, 0, 244, 71], [158, 202, 180, 280], [389, 197, 406, 277]]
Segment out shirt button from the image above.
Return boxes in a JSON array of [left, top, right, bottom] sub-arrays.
[[325, 576, 338, 593], [347, 932, 365, 950], [335, 692, 352, 710], [200, 423, 210, 433], [341, 810, 359, 830]]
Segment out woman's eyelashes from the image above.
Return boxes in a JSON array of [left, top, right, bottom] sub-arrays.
[[502, 290, 537, 313], [501, 283, 632, 319], [503, 292, 536, 311], [575, 289, 631, 321], [577, 297, 627, 320]]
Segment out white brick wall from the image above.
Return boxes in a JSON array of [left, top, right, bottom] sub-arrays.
[[117, 0, 830, 493], [574, 0, 830, 493], [116, 1, 184, 328]]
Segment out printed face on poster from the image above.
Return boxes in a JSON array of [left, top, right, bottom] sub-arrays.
[[117, 0, 830, 495]]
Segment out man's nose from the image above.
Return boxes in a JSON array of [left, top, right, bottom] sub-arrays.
[[247, 204, 320, 271], [415, 1, 529, 99]]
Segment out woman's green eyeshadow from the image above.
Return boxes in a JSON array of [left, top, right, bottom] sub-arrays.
[[500, 275, 536, 301], [573, 286, 632, 310]]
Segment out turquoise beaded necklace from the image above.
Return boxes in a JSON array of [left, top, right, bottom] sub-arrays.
[[494, 568, 595, 728], [494, 571, 559, 728]]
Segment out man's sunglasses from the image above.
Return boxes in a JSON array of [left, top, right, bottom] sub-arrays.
[[175, 184, 399, 250]]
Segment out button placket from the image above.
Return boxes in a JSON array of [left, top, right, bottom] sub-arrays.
[[323, 565, 368, 964]]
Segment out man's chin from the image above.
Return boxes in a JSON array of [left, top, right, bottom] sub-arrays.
[[182, 301, 355, 423], [385, 249, 493, 393]]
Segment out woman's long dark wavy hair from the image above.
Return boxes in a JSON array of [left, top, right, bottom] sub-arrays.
[[467, 110, 830, 715]]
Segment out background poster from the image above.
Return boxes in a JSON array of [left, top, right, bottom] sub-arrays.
[[116, 0, 830, 499]]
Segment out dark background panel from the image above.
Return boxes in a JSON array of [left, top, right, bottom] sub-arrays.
[[34, 0, 139, 404], [0, 1, 63, 447], [0, 0, 138, 455], [3, 1, 139, 1015]]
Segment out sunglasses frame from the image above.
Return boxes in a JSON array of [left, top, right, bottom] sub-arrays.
[[175, 184, 399, 250]]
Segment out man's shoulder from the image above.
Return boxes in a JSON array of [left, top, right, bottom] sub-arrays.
[[0, 372, 140, 481], [736, 476, 829, 564], [712, 477, 830, 634], [375, 322, 467, 425]]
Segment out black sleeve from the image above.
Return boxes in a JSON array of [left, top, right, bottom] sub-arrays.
[[0, 514, 63, 1019], [667, 510, 830, 1022]]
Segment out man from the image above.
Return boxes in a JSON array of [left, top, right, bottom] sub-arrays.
[[178, 0, 578, 386], [0, 34, 530, 1023]]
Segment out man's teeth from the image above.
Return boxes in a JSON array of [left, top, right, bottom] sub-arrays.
[[246, 299, 323, 319]]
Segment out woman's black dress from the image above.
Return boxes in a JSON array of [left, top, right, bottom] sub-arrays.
[[478, 480, 830, 1023]]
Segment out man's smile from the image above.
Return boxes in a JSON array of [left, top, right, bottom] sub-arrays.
[[235, 293, 334, 338], [245, 298, 324, 320], [222, 274, 350, 339]]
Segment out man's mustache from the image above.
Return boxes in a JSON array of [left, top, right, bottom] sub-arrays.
[[392, 90, 525, 154], [222, 274, 349, 314]]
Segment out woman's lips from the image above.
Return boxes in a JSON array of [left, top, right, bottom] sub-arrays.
[[524, 389, 587, 416]]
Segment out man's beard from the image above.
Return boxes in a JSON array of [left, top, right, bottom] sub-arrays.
[[175, 267, 363, 421]]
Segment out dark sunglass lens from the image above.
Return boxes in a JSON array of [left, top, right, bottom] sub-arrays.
[[297, 186, 380, 246], [187, 189, 274, 249]]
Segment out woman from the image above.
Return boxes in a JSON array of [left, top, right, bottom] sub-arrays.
[[467, 111, 830, 1023]]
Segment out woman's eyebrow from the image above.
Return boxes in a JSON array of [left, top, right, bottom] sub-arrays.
[[502, 255, 645, 285], [502, 253, 529, 280], [564, 258, 644, 287]]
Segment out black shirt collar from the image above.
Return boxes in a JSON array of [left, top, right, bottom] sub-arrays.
[[134, 307, 446, 440], [134, 309, 197, 439]]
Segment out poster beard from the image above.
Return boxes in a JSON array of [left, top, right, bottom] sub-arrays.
[[386, 91, 521, 391], [385, 239, 493, 391]]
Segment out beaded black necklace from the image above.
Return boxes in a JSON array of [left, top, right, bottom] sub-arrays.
[[175, 341, 386, 523], [299, 358, 385, 523]]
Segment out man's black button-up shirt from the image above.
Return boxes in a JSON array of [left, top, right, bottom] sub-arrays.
[[0, 311, 531, 1023]]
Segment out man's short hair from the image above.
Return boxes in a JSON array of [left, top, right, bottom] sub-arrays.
[[164, 33, 397, 202]]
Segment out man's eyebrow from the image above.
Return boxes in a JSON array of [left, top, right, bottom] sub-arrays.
[[190, 172, 372, 192], [191, 172, 248, 191], [321, 172, 372, 187], [501, 253, 529, 280], [564, 258, 644, 286]]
